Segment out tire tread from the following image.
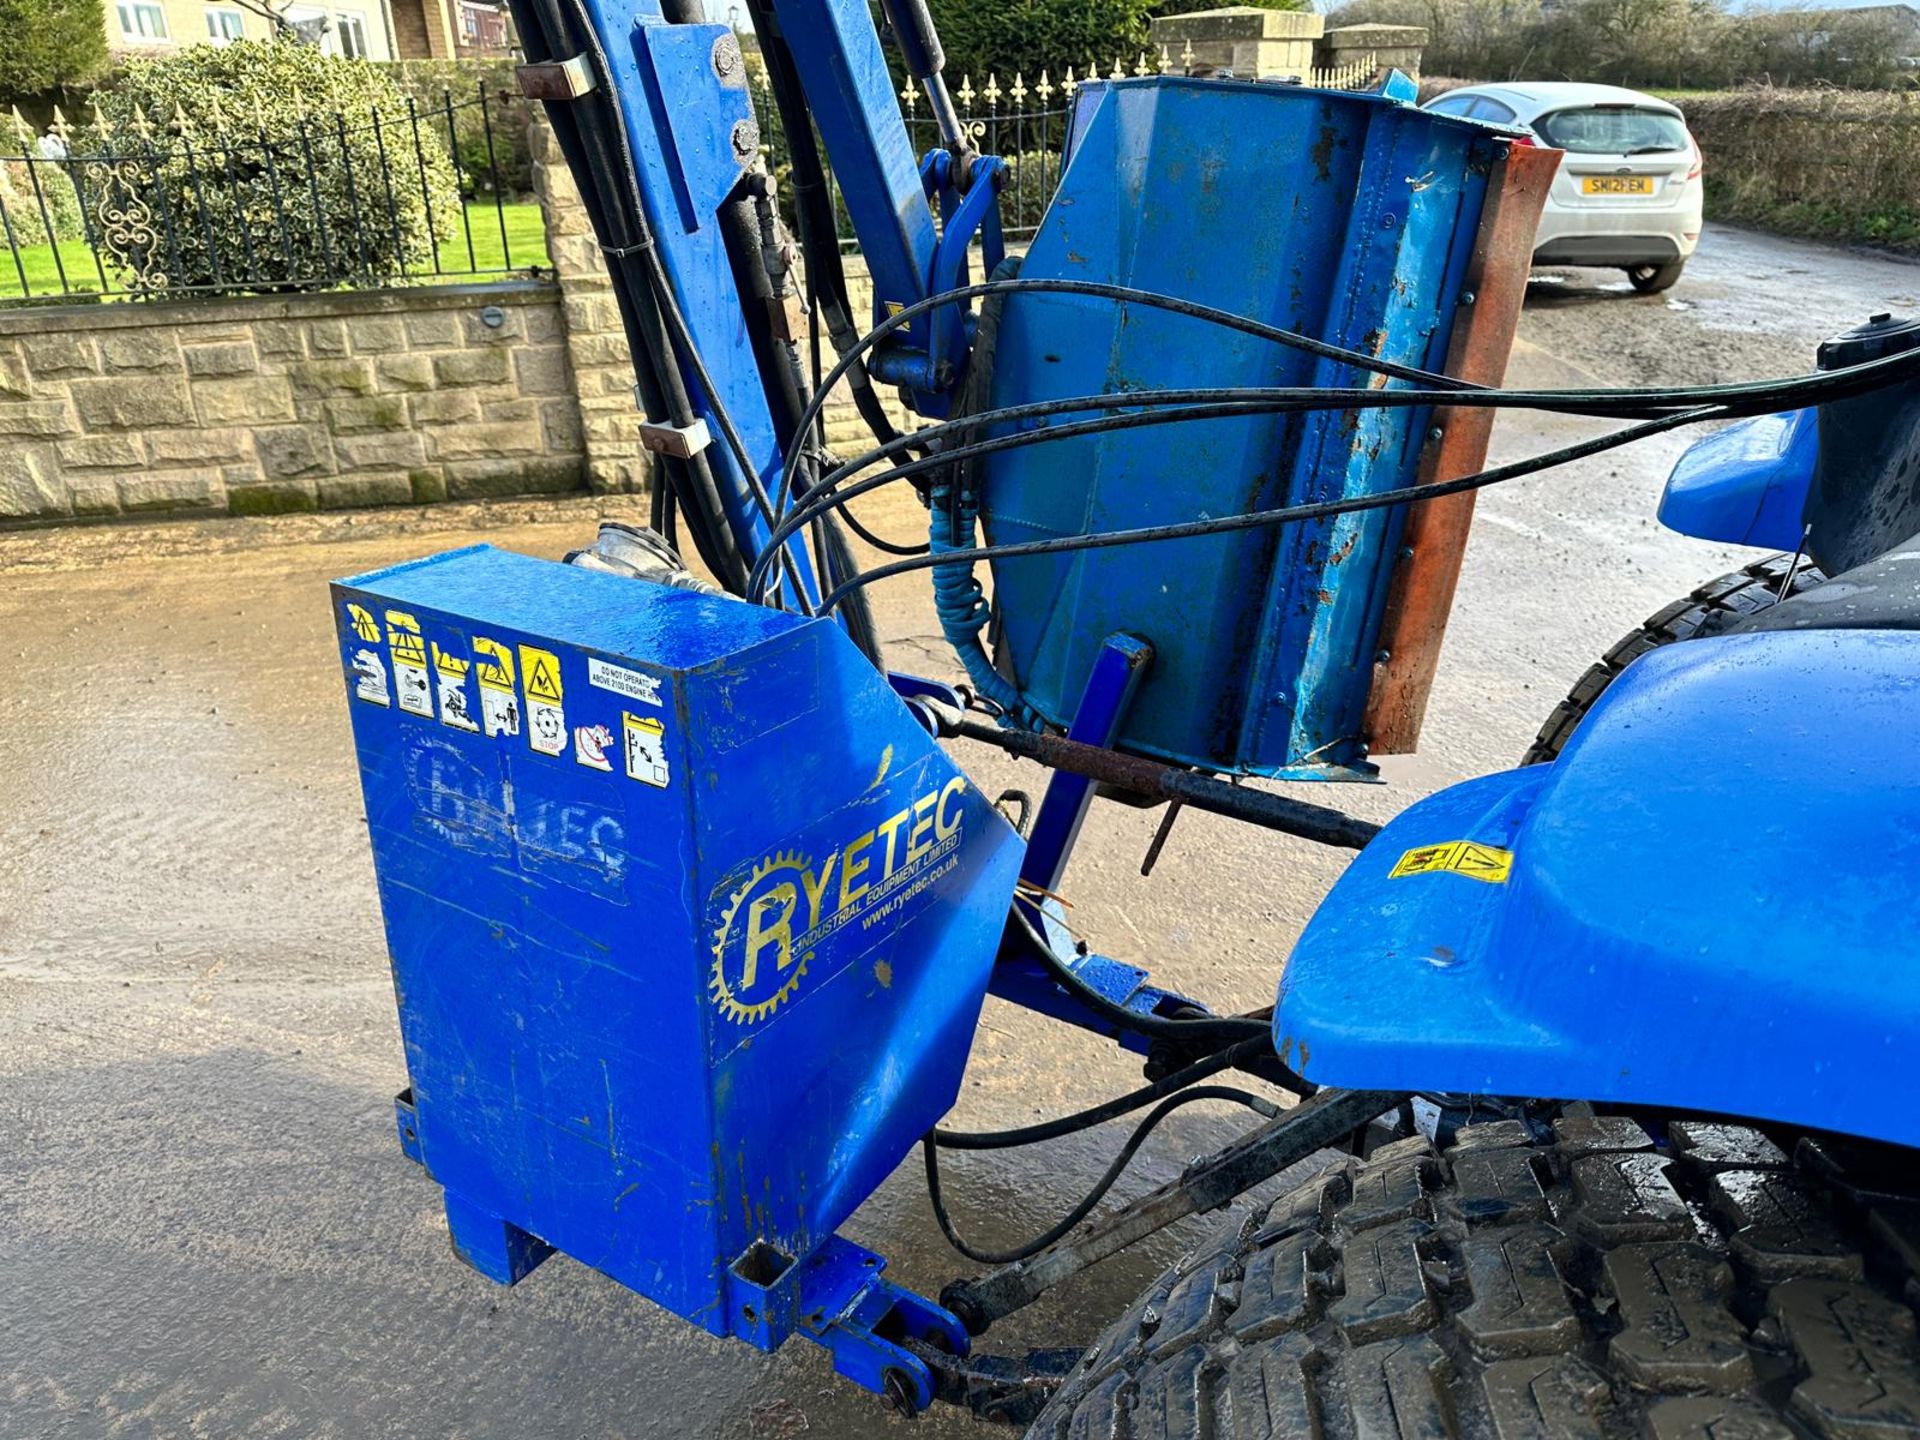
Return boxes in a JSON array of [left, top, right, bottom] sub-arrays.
[[1025, 1115, 1920, 1440], [1521, 555, 1826, 766]]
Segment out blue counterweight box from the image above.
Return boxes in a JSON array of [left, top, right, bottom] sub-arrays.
[[332, 545, 1023, 1345]]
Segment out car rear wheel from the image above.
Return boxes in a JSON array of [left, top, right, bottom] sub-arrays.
[[1022, 1109, 1920, 1440], [1521, 553, 1823, 765], [1627, 259, 1686, 294]]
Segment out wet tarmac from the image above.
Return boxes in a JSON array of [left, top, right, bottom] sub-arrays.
[[2, 225, 1914, 1438]]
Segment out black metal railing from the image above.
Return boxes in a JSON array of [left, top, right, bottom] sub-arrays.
[[751, 52, 1384, 255], [0, 85, 545, 305], [752, 66, 1089, 252]]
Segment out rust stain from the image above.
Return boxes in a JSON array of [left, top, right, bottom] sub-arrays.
[[1309, 123, 1338, 183], [1363, 142, 1562, 755], [873, 959, 893, 989]]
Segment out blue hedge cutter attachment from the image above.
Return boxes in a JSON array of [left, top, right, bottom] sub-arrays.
[[332, 0, 1920, 1421]]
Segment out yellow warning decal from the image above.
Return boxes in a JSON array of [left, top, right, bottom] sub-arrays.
[[473, 636, 516, 692], [430, 642, 468, 679], [520, 644, 563, 705], [346, 602, 381, 643], [1388, 840, 1513, 885], [384, 608, 427, 667]]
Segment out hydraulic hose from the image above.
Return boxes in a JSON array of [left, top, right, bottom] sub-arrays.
[[512, 0, 749, 592], [737, 0, 912, 456]]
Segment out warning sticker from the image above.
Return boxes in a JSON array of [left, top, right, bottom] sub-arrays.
[[574, 722, 615, 772], [350, 647, 390, 706], [385, 609, 433, 718], [346, 603, 381, 644], [432, 643, 480, 733], [519, 644, 566, 757], [623, 712, 669, 788], [473, 636, 521, 739], [588, 656, 663, 708], [1388, 840, 1513, 885]]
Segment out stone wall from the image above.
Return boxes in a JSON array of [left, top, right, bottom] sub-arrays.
[[1150, 7, 1325, 79], [1319, 23, 1429, 78], [0, 282, 582, 523], [0, 121, 978, 527], [528, 121, 654, 496]]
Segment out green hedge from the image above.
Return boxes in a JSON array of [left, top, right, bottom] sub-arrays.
[[81, 41, 464, 293], [387, 58, 536, 198], [1683, 89, 1920, 252]]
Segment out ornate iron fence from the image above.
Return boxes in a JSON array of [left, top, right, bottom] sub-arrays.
[[0, 85, 537, 305], [753, 44, 1385, 251]]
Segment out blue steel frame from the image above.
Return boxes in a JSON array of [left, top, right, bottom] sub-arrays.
[[572, 0, 1006, 614], [387, 0, 1498, 1410]]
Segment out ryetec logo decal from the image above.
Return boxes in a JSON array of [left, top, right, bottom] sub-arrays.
[[708, 776, 968, 1025]]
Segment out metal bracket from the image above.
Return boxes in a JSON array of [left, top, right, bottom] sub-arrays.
[[943, 1087, 1404, 1334], [867, 150, 1008, 414], [515, 54, 598, 100], [1021, 633, 1154, 894], [910, 1339, 1083, 1425], [726, 1234, 970, 1416], [636, 414, 713, 459], [394, 1087, 423, 1165]]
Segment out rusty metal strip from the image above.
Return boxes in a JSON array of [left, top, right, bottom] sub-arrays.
[[1362, 142, 1562, 754]]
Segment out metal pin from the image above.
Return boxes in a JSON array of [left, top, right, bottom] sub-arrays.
[[1140, 799, 1184, 877]]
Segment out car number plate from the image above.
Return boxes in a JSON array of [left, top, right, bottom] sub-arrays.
[[1582, 175, 1655, 196]]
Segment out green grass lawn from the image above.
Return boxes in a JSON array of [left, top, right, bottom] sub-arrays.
[[0, 202, 550, 302]]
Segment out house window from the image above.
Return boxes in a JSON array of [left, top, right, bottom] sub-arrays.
[[204, 7, 246, 42], [117, 0, 170, 40], [334, 10, 369, 56]]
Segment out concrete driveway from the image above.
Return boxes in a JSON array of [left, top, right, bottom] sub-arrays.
[[2, 226, 1916, 1439]]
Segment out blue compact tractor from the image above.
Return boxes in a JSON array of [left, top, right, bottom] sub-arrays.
[[332, 0, 1920, 1429]]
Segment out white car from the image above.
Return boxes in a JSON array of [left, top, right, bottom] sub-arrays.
[[1422, 82, 1704, 294]]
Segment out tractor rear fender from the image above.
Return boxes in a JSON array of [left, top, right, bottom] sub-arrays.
[[1273, 626, 1920, 1146]]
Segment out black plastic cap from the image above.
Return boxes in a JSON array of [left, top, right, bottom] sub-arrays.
[[1817, 312, 1920, 371]]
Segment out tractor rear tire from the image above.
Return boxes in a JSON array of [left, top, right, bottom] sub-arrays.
[[1022, 1110, 1920, 1440], [1521, 553, 1824, 766]]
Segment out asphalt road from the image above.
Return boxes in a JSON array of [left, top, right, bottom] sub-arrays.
[[3, 226, 1917, 1440]]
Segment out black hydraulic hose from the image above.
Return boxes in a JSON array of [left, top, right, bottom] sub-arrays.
[[766, 272, 1920, 564], [755, 393, 1663, 602], [818, 405, 1721, 614], [923, 1085, 1281, 1265], [542, 0, 816, 606], [828, 500, 928, 556], [1006, 895, 1282, 1053], [513, 0, 749, 592], [931, 1036, 1281, 1150], [767, 274, 1490, 539], [538, 0, 809, 607], [738, 0, 910, 456], [748, 339, 1920, 600]]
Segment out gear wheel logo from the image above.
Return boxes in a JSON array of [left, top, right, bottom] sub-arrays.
[[709, 849, 815, 1024]]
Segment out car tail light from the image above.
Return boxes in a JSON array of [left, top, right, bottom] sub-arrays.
[[1686, 133, 1703, 180]]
